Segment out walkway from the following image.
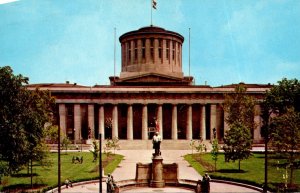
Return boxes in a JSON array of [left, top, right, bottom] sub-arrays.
[[60, 149, 261, 192]]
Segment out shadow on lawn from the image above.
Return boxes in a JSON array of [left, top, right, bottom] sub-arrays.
[[2, 183, 47, 192], [217, 169, 246, 173], [11, 173, 38, 177]]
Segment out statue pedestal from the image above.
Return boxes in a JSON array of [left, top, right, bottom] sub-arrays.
[[150, 155, 165, 188]]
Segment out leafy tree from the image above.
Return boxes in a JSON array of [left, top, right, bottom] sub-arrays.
[[223, 84, 256, 130], [261, 78, 300, 185], [263, 78, 300, 115], [223, 122, 252, 171], [90, 140, 99, 162], [62, 136, 71, 154], [211, 138, 219, 172], [44, 125, 59, 143], [110, 137, 120, 155], [222, 84, 254, 171], [189, 140, 196, 154], [0, 66, 54, 181]]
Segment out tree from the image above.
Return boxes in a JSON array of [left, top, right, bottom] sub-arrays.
[[0, 66, 54, 181], [90, 139, 99, 162], [223, 122, 252, 171], [222, 84, 254, 171], [223, 84, 256, 130], [211, 138, 219, 172], [62, 136, 71, 154], [261, 78, 300, 186]]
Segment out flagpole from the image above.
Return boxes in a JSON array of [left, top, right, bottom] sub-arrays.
[[150, 0, 152, 26], [114, 27, 116, 83], [189, 28, 191, 78]]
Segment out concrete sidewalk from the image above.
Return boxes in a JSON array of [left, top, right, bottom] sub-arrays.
[[111, 150, 201, 181], [61, 149, 261, 193]]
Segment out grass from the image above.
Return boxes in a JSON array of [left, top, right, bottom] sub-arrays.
[[184, 152, 300, 192], [0, 152, 123, 192]]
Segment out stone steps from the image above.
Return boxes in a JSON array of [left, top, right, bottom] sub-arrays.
[[118, 140, 212, 150]]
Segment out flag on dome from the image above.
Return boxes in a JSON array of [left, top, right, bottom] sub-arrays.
[[152, 0, 157, 9]]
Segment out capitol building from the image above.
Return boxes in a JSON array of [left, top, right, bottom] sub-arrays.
[[29, 25, 270, 148]]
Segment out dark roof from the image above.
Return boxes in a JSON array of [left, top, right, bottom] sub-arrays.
[[215, 82, 273, 88], [119, 25, 184, 42], [25, 83, 88, 88]]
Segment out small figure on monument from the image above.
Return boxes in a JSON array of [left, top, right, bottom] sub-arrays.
[[106, 173, 114, 193], [201, 173, 211, 193], [195, 179, 202, 193], [152, 132, 162, 156]]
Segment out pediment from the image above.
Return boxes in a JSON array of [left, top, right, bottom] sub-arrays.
[[120, 73, 182, 83]]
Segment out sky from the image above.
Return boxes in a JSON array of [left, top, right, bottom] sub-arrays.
[[0, 0, 299, 86]]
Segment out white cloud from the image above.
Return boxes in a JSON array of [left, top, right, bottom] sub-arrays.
[[0, 0, 18, 4]]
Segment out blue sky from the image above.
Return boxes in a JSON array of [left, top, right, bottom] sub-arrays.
[[0, 0, 299, 86]]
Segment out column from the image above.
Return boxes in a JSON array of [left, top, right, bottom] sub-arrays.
[[74, 104, 81, 142], [127, 104, 133, 140], [254, 104, 262, 142], [154, 38, 159, 63], [112, 105, 118, 138], [200, 105, 206, 140], [157, 104, 163, 139], [88, 104, 95, 139], [224, 111, 230, 136], [174, 41, 177, 66], [178, 43, 182, 67], [162, 39, 166, 64], [186, 104, 192, 140], [171, 104, 178, 140], [130, 40, 134, 65], [146, 39, 150, 63], [99, 105, 105, 140], [169, 40, 173, 65], [142, 104, 148, 140], [210, 104, 217, 140], [137, 39, 142, 64], [59, 104, 67, 135]]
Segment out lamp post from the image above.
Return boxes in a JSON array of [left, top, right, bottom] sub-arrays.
[[99, 133, 102, 193], [58, 126, 61, 193]]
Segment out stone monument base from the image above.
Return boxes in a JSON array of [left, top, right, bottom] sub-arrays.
[[150, 180, 165, 188], [135, 155, 178, 188]]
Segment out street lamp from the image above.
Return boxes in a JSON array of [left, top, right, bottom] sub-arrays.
[[58, 126, 61, 193], [99, 133, 102, 193]]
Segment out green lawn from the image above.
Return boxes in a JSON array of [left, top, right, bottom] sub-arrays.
[[184, 153, 300, 192], [0, 152, 123, 192]]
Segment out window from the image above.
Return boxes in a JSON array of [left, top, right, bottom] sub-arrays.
[[134, 40, 138, 62], [128, 42, 131, 62], [172, 41, 175, 60], [158, 39, 162, 59], [142, 39, 146, 59], [150, 38, 154, 59], [166, 40, 170, 60]]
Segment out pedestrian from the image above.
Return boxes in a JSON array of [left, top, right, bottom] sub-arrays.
[[106, 173, 113, 193], [65, 179, 70, 188], [202, 173, 211, 193]]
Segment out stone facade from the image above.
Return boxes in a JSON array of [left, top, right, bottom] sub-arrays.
[[27, 26, 271, 144]]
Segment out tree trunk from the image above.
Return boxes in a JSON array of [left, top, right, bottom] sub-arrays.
[[27, 161, 30, 174], [215, 160, 217, 172], [290, 166, 294, 186], [30, 158, 33, 189], [239, 159, 241, 172]]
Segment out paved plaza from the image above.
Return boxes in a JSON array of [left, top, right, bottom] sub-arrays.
[[60, 150, 261, 193]]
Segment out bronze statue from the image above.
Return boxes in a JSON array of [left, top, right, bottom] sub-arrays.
[[152, 132, 162, 156]]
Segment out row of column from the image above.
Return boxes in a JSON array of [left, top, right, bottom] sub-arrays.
[[122, 38, 182, 71], [58, 103, 263, 142]]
